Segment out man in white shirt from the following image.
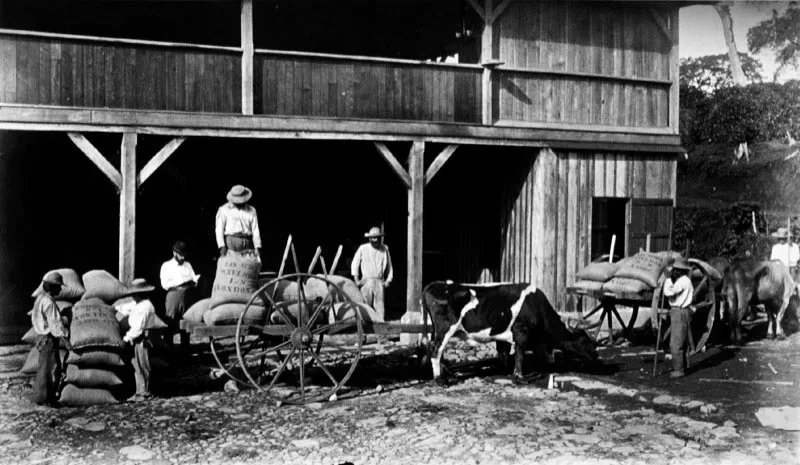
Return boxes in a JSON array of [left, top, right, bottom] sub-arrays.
[[30, 272, 69, 406], [662, 258, 694, 378], [215, 185, 262, 261], [116, 279, 157, 401], [160, 241, 200, 348], [351, 227, 393, 324], [770, 227, 799, 281]]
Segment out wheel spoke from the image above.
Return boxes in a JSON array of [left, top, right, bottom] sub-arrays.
[[267, 346, 297, 391], [308, 292, 333, 328], [308, 345, 339, 386], [298, 346, 306, 401]]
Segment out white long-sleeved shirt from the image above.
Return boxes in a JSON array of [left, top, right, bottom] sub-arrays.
[[31, 293, 67, 338], [215, 202, 262, 249], [351, 243, 393, 284], [663, 275, 694, 310], [160, 258, 199, 290], [116, 299, 157, 343], [770, 243, 800, 268]]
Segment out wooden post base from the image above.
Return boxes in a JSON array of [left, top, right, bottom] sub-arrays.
[[399, 311, 424, 345]]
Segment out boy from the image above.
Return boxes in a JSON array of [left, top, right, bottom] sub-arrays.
[[116, 278, 157, 401], [662, 258, 694, 378]]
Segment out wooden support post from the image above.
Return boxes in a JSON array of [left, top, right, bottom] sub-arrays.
[[424, 144, 458, 186], [119, 132, 137, 283], [138, 137, 186, 186], [240, 0, 254, 115], [648, 9, 673, 45], [481, 0, 494, 126], [401, 141, 425, 345], [373, 142, 412, 188], [67, 133, 122, 190], [668, 8, 680, 134]]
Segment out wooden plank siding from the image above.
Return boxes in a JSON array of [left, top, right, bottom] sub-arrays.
[[254, 53, 482, 123], [493, 2, 672, 129], [0, 34, 241, 113]]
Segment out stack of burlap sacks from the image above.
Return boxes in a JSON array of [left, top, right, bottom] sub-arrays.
[[572, 251, 680, 296], [182, 254, 382, 326]]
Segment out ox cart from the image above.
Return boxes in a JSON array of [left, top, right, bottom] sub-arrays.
[[565, 258, 721, 356]]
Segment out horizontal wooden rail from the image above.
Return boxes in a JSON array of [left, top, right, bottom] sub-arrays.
[[255, 48, 483, 70], [0, 28, 242, 53], [495, 66, 672, 86], [494, 120, 674, 135]]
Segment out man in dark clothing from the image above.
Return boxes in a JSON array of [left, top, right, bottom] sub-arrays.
[[30, 272, 69, 406]]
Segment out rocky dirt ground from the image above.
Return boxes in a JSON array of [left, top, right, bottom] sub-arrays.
[[0, 331, 798, 465]]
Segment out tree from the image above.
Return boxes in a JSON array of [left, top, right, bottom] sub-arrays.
[[680, 53, 764, 93], [748, 3, 800, 82], [714, 3, 747, 86]]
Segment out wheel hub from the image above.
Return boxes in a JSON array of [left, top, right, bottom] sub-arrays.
[[290, 328, 313, 349]]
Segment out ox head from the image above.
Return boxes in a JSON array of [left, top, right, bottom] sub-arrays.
[[561, 318, 600, 365]]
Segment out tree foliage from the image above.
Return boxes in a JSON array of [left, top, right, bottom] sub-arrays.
[[747, 3, 800, 81], [680, 54, 763, 93]]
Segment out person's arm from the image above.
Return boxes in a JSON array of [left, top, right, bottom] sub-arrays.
[[663, 278, 679, 297], [188, 262, 200, 283], [123, 304, 145, 343], [384, 247, 394, 286], [215, 206, 227, 255], [771, 244, 780, 261], [44, 299, 68, 338], [160, 262, 174, 290], [351, 246, 362, 282], [251, 207, 262, 250]]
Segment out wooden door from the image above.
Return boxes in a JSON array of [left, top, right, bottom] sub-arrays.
[[627, 199, 673, 255]]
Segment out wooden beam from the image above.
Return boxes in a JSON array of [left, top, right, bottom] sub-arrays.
[[138, 137, 186, 186], [668, 8, 680, 134], [119, 132, 137, 283], [481, 0, 494, 125], [466, 0, 487, 22], [424, 144, 458, 187], [66, 133, 122, 190], [490, 0, 513, 24], [240, 0, 254, 115], [373, 142, 411, 188], [406, 141, 425, 315], [648, 8, 673, 45]]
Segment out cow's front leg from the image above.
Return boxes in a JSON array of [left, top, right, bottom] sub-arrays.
[[496, 341, 512, 373], [430, 324, 460, 386], [512, 335, 528, 383]]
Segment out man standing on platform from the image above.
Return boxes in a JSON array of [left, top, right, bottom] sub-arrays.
[[215, 184, 262, 261], [770, 227, 800, 281], [351, 226, 393, 323], [30, 272, 70, 406], [160, 240, 199, 348]]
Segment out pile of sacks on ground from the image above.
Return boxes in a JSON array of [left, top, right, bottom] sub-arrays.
[[182, 254, 382, 326], [572, 251, 681, 296], [21, 268, 166, 406]]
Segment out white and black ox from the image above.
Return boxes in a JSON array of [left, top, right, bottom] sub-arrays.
[[422, 281, 599, 384], [724, 258, 798, 343]]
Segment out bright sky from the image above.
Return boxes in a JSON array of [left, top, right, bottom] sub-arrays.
[[680, 2, 798, 82]]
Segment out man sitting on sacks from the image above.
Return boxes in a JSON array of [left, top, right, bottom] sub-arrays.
[[115, 279, 160, 401], [30, 271, 71, 406], [160, 240, 200, 348], [215, 184, 263, 261]]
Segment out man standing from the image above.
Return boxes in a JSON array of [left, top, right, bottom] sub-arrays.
[[215, 184, 262, 260], [770, 227, 800, 281], [116, 279, 157, 401], [662, 258, 694, 378], [351, 227, 393, 322], [30, 272, 69, 406], [160, 240, 199, 348]]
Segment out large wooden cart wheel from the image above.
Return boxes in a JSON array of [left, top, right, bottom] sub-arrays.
[[650, 259, 717, 356], [235, 273, 363, 404]]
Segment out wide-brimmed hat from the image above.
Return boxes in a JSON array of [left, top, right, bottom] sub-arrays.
[[42, 272, 64, 287], [226, 184, 252, 205], [127, 278, 155, 294], [670, 257, 692, 271], [364, 227, 384, 238], [772, 227, 790, 238], [172, 240, 188, 256]]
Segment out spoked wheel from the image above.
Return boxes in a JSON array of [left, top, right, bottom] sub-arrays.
[[235, 273, 364, 404], [651, 259, 716, 356]]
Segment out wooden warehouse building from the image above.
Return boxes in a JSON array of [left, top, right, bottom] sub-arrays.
[[0, 0, 683, 342]]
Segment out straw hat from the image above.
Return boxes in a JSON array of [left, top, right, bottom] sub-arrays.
[[771, 227, 790, 238], [127, 278, 155, 294], [671, 257, 692, 271], [42, 272, 64, 287], [364, 227, 384, 238], [226, 184, 252, 205]]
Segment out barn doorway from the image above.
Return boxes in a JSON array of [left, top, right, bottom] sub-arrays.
[[591, 197, 627, 261]]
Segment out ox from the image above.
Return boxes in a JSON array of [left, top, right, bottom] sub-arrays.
[[422, 281, 598, 384], [724, 259, 797, 342]]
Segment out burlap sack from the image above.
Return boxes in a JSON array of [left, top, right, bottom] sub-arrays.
[[66, 349, 125, 367], [269, 301, 313, 324], [613, 253, 668, 288], [571, 280, 605, 292], [602, 277, 650, 296], [65, 365, 123, 388], [82, 270, 130, 302], [70, 298, 124, 350], [203, 303, 267, 326], [575, 262, 620, 283], [329, 302, 383, 324], [261, 279, 298, 302], [21, 328, 37, 345], [209, 255, 261, 308], [19, 347, 67, 374], [59, 384, 118, 406], [183, 298, 213, 323], [318, 275, 366, 304], [31, 268, 86, 301]]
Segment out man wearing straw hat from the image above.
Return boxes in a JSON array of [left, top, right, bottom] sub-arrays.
[[770, 227, 799, 281], [116, 278, 158, 401], [662, 257, 694, 378], [215, 184, 262, 261], [351, 227, 394, 324], [30, 272, 70, 406]]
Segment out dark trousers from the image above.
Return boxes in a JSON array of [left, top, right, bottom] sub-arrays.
[[165, 285, 195, 347], [31, 334, 61, 406], [670, 307, 692, 374]]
